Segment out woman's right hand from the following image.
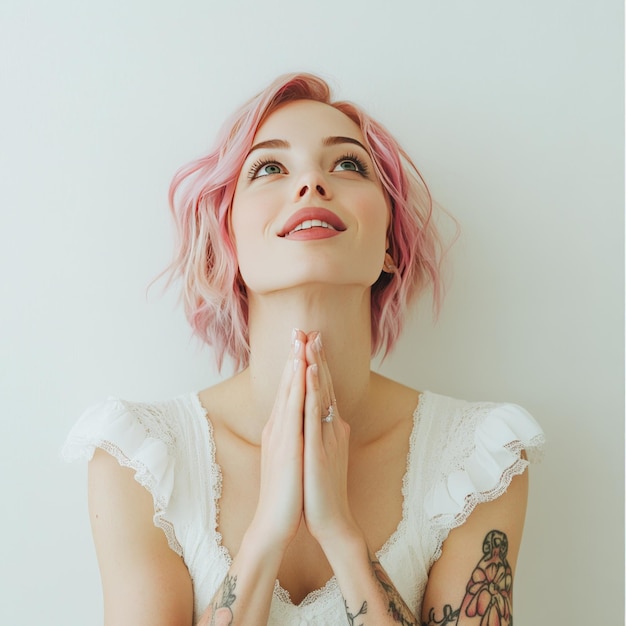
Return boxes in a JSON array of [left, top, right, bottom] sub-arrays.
[[248, 330, 307, 552]]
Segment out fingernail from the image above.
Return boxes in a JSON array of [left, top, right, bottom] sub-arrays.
[[293, 357, 300, 372], [314, 332, 323, 352], [291, 328, 300, 344], [294, 339, 302, 355]]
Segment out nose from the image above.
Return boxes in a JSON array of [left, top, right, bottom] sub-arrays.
[[294, 169, 332, 201], [299, 183, 326, 198]]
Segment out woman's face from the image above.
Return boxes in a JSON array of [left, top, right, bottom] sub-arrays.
[[231, 99, 390, 296]]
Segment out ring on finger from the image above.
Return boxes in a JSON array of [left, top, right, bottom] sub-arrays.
[[322, 404, 335, 423]]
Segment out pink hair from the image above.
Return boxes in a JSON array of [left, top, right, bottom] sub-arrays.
[[166, 73, 446, 371]]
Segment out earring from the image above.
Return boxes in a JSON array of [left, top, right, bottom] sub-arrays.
[[382, 252, 396, 273]]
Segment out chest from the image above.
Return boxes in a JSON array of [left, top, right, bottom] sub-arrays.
[[212, 424, 412, 605]]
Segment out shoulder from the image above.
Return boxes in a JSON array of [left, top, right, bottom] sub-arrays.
[[415, 391, 543, 525], [417, 391, 544, 471], [63, 393, 205, 460], [369, 372, 421, 426], [63, 393, 210, 551], [402, 391, 544, 566]]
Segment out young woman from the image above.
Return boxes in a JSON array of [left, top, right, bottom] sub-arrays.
[[64, 73, 544, 625]]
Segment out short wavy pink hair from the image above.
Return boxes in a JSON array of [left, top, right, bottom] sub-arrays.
[[166, 72, 445, 371]]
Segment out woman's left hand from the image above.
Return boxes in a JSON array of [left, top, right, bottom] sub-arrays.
[[302, 332, 359, 548]]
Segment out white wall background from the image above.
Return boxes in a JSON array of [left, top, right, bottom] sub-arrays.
[[1, 1, 622, 624]]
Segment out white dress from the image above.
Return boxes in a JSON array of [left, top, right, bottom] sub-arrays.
[[63, 390, 544, 625]]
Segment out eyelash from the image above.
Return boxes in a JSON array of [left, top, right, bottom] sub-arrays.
[[247, 152, 370, 180], [247, 157, 282, 180], [337, 152, 369, 176]]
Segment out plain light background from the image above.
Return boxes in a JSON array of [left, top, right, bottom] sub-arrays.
[[1, 1, 623, 624]]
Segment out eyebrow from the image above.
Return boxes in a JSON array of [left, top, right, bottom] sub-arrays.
[[246, 135, 369, 157], [246, 139, 289, 156], [322, 136, 369, 152]]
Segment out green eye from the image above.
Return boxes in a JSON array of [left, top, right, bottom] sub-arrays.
[[248, 159, 285, 180], [332, 153, 369, 176], [260, 163, 282, 176]]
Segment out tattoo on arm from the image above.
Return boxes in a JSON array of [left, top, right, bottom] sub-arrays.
[[461, 530, 513, 625], [344, 599, 368, 625], [421, 605, 460, 626], [208, 574, 237, 626], [422, 530, 513, 626], [371, 557, 418, 625]]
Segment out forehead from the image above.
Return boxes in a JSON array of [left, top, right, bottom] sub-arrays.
[[253, 99, 366, 145]]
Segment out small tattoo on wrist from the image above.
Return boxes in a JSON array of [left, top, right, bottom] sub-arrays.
[[344, 599, 368, 625], [209, 574, 237, 626]]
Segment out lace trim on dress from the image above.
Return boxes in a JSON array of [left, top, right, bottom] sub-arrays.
[[273, 576, 340, 608], [121, 400, 178, 449], [191, 394, 235, 567], [374, 392, 426, 560]]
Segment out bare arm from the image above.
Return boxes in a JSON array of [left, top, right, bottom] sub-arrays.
[[421, 470, 529, 626], [88, 449, 194, 626]]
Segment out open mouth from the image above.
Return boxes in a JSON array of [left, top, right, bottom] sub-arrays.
[[287, 219, 337, 236], [279, 208, 347, 238]]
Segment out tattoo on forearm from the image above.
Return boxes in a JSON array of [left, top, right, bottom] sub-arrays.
[[344, 599, 368, 625], [209, 574, 237, 626], [371, 557, 418, 625], [422, 530, 513, 626], [421, 604, 460, 625]]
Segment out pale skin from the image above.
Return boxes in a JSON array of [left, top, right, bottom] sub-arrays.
[[87, 100, 529, 625]]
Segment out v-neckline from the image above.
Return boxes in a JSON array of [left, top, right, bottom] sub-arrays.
[[191, 390, 428, 608]]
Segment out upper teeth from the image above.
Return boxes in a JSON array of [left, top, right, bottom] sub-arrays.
[[289, 219, 335, 235]]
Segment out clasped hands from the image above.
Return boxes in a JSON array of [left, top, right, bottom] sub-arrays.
[[251, 329, 357, 556]]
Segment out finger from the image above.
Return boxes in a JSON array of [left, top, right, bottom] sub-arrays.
[[307, 332, 336, 415], [304, 363, 324, 446], [269, 330, 305, 433], [274, 329, 302, 398], [283, 334, 306, 430]]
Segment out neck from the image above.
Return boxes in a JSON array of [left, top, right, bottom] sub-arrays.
[[240, 284, 374, 428]]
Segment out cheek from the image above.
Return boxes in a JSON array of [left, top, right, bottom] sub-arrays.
[[229, 198, 275, 290], [357, 191, 391, 243], [230, 197, 265, 248]]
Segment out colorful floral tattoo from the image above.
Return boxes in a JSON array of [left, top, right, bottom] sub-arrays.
[[460, 530, 512, 626], [422, 530, 513, 626]]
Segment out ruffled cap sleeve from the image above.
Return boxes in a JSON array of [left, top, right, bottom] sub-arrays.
[[62, 397, 182, 555], [425, 402, 544, 535]]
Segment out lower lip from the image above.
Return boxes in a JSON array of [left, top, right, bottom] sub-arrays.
[[283, 228, 342, 241]]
